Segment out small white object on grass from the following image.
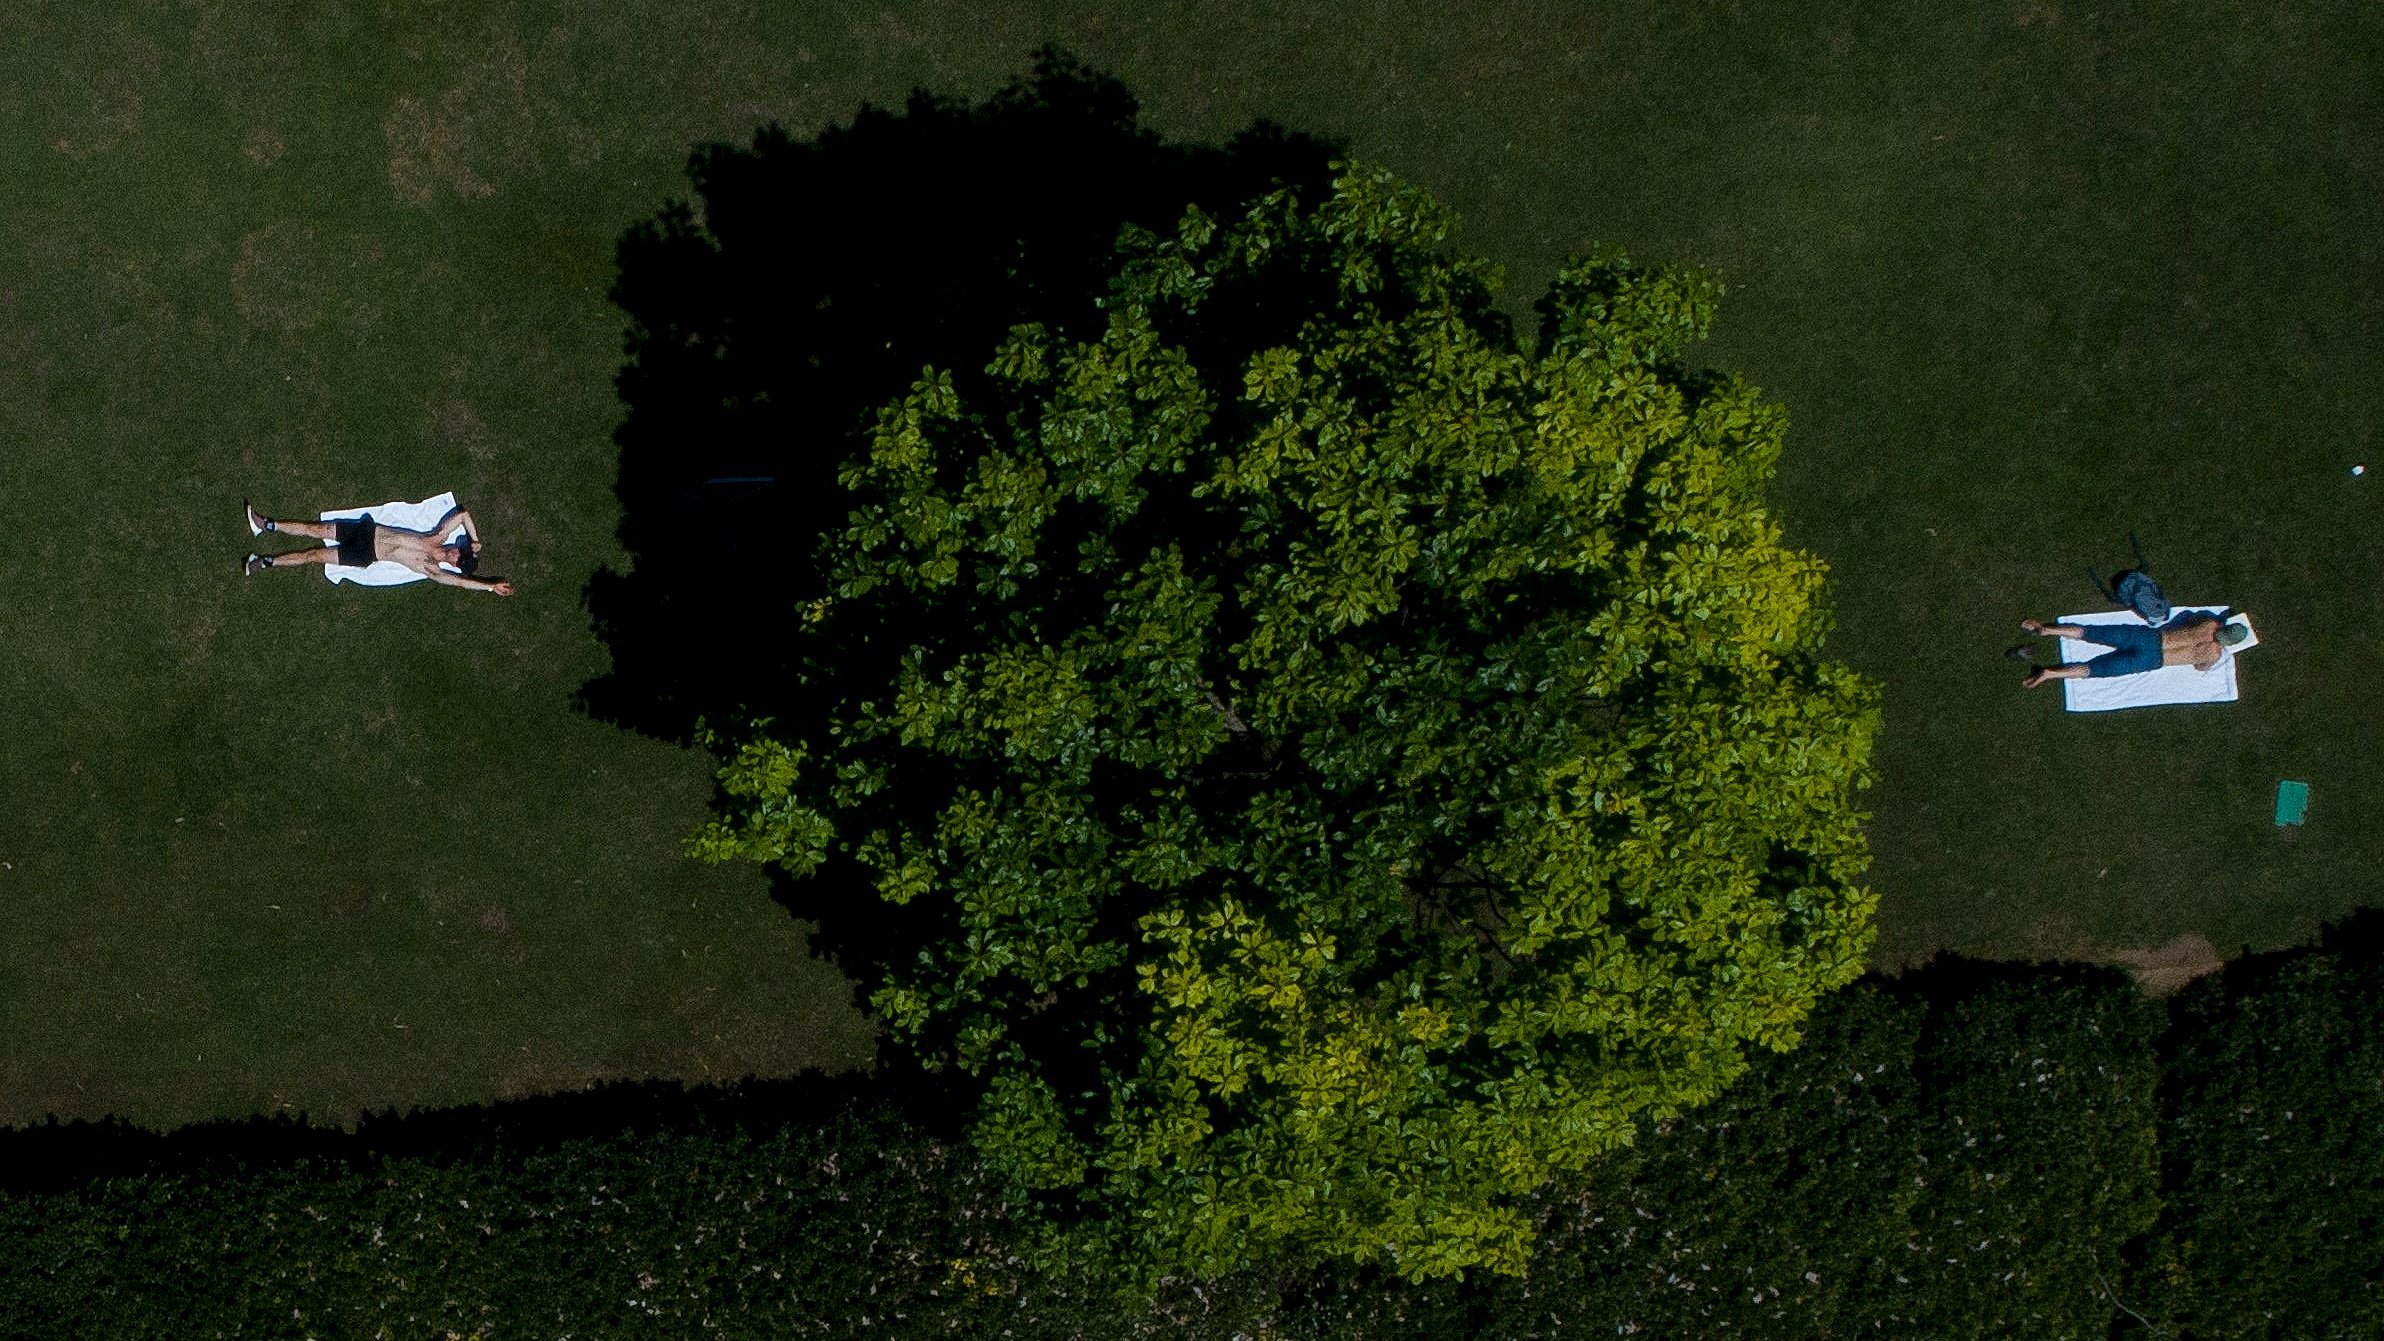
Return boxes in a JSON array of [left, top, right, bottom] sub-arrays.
[[2357, 464, 2368, 475]]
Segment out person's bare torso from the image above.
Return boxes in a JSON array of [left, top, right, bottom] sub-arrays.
[[2158, 616, 2226, 670], [372, 525, 454, 573]]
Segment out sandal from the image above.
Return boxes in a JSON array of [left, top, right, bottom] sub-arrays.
[[2004, 644, 2033, 662]]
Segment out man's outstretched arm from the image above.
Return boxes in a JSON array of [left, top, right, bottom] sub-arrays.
[[426, 566, 514, 596]]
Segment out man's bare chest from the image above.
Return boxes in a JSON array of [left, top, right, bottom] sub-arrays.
[[375, 528, 442, 567]]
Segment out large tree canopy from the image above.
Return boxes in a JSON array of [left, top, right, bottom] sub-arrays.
[[691, 164, 1881, 1279]]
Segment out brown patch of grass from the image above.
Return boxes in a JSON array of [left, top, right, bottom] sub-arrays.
[[93, 246, 170, 324], [382, 18, 601, 206], [429, 397, 497, 462], [241, 126, 286, 168], [178, 602, 225, 670], [476, 906, 513, 934], [384, 92, 499, 207], [52, 67, 144, 160], [0, 288, 57, 401], [2108, 933, 2224, 997], [2010, 0, 2064, 27]]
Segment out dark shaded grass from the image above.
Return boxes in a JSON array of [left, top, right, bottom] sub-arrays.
[[0, 1, 2376, 1126]]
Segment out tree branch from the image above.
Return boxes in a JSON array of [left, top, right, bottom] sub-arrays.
[[1204, 686, 1248, 735]]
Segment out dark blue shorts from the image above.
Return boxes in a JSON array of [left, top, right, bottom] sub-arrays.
[[332, 518, 379, 567], [2077, 624, 2162, 677]]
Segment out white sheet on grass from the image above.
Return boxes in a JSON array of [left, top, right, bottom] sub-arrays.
[[2058, 606, 2258, 713], [318, 491, 465, 586]]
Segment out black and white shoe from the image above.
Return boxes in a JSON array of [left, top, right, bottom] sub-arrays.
[[244, 553, 272, 576], [245, 500, 274, 536]]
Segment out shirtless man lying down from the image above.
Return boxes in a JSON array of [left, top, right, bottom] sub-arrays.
[[2015, 613, 2244, 688], [241, 500, 515, 595]]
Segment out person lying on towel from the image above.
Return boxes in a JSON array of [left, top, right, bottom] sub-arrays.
[[2014, 613, 2244, 688], [240, 500, 515, 595]]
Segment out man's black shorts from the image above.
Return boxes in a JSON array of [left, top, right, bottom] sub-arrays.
[[332, 518, 378, 567]]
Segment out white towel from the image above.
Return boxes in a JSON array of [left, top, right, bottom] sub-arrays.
[[318, 491, 463, 586], [2058, 606, 2258, 713]]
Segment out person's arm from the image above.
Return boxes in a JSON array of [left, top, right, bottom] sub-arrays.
[[437, 508, 481, 551], [425, 566, 514, 596]]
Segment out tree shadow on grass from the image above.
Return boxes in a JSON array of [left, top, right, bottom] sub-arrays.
[[577, 48, 1341, 751]]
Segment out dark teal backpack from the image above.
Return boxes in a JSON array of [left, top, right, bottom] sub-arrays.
[[2091, 532, 2172, 627]]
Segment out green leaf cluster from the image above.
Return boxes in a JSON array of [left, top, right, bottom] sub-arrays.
[[0, 1104, 1170, 1341], [2138, 940, 2384, 1338], [691, 164, 1881, 1279], [1897, 969, 2165, 1338]]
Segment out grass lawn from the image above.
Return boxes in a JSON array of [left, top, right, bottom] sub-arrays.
[[1, 1, 2376, 1126]]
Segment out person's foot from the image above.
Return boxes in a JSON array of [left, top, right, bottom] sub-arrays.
[[245, 500, 273, 536], [2020, 617, 2046, 635], [2022, 667, 2050, 689], [243, 553, 271, 576]]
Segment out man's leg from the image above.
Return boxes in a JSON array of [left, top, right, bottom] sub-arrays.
[[252, 546, 335, 571], [248, 502, 339, 541], [2022, 620, 2161, 686]]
